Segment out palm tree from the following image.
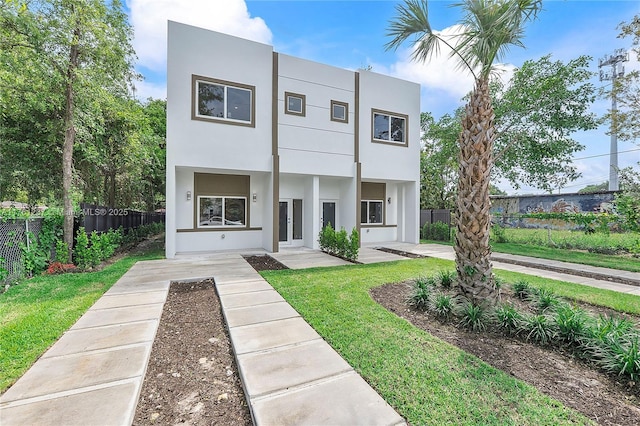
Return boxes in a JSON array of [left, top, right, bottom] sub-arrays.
[[386, 0, 541, 305]]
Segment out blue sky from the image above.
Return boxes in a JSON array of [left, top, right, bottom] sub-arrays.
[[127, 0, 640, 194]]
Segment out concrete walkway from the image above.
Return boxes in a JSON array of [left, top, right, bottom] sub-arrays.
[[384, 242, 640, 296], [0, 250, 405, 426], [3, 243, 640, 426]]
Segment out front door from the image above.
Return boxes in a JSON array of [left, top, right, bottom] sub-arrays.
[[321, 201, 337, 230], [279, 199, 303, 246]]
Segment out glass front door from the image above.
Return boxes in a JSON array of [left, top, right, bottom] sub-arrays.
[[279, 199, 303, 245], [321, 201, 336, 230]]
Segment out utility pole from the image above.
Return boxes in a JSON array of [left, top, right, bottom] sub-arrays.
[[599, 48, 628, 191]]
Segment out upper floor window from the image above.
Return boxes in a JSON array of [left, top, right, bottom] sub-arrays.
[[372, 109, 408, 146], [331, 100, 349, 123], [192, 75, 255, 127], [285, 92, 306, 116]]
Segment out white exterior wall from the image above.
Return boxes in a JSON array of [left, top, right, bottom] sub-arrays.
[[277, 54, 355, 177], [358, 71, 420, 183], [166, 23, 421, 256]]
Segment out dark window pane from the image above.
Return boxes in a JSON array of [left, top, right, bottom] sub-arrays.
[[225, 198, 245, 225], [227, 87, 251, 122], [373, 113, 389, 140], [293, 199, 302, 240], [333, 104, 345, 120], [199, 197, 222, 226], [279, 202, 288, 241], [391, 117, 405, 142], [288, 96, 303, 113], [370, 201, 383, 224], [360, 201, 368, 224], [198, 82, 224, 117], [322, 202, 336, 229]]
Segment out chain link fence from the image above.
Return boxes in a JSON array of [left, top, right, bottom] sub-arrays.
[[0, 218, 44, 282]]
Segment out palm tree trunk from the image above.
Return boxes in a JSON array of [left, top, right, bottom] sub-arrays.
[[454, 77, 497, 305]]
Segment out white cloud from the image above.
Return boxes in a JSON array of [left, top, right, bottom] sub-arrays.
[[133, 79, 167, 101], [128, 0, 272, 72], [380, 25, 515, 117]]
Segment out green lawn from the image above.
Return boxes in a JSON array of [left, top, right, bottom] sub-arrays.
[[0, 247, 163, 392], [262, 258, 600, 425]]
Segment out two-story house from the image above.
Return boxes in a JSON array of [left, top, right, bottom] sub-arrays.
[[165, 21, 420, 258]]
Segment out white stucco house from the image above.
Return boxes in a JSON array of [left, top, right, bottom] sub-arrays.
[[165, 21, 420, 258]]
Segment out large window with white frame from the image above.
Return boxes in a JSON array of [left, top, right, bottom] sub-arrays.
[[361, 200, 383, 225], [198, 196, 246, 228], [192, 75, 255, 127], [372, 109, 408, 146]]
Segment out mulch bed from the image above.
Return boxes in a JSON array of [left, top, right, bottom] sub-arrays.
[[376, 247, 427, 259], [133, 279, 251, 425], [243, 255, 289, 272], [371, 282, 640, 425]]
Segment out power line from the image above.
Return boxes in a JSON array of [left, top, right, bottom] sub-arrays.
[[573, 147, 640, 162]]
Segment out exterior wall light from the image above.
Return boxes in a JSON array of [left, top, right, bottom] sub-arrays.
[[253, 192, 257, 202], [387, 197, 391, 204], [187, 191, 192, 201]]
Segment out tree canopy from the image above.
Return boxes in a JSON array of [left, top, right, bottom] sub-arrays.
[[420, 54, 598, 208]]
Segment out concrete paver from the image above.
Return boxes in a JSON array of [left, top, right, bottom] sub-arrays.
[[229, 317, 322, 355], [251, 372, 406, 426], [357, 246, 408, 264], [219, 289, 285, 309], [271, 247, 351, 268], [224, 301, 300, 327], [237, 339, 353, 397]]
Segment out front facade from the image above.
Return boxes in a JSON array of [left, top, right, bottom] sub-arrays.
[[166, 22, 420, 257]]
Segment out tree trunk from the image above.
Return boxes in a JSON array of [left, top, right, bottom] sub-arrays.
[[62, 25, 80, 261], [454, 77, 497, 306]]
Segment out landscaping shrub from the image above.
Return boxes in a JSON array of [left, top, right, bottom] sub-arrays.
[[595, 335, 640, 381], [407, 276, 436, 311], [436, 270, 456, 289], [554, 305, 588, 345], [459, 302, 488, 332], [317, 224, 359, 261], [55, 240, 70, 264], [431, 292, 456, 320], [521, 314, 557, 345], [512, 279, 534, 299], [421, 221, 450, 241], [532, 288, 560, 313], [73, 227, 92, 270], [494, 304, 522, 335]]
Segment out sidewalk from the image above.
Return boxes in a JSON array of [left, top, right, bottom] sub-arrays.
[[0, 250, 405, 426], [383, 242, 640, 296]]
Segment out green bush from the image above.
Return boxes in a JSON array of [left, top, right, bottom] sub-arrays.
[[407, 278, 434, 311], [421, 221, 451, 241], [317, 225, 359, 261], [73, 228, 92, 270], [436, 270, 456, 289], [459, 302, 488, 332], [431, 292, 456, 320], [55, 240, 70, 264], [494, 304, 522, 335], [491, 223, 507, 243], [521, 314, 557, 345], [512, 279, 534, 300], [555, 305, 588, 345]]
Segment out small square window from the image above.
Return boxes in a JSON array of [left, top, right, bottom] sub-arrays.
[[361, 200, 383, 225], [285, 92, 306, 116], [331, 100, 349, 123]]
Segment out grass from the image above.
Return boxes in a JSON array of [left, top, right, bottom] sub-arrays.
[[493, 270, 640, 315], [262, 258, 594, 425], [0, 246, 163, 392], [492, 242, 640, 273], [421, 239, 640, 273]]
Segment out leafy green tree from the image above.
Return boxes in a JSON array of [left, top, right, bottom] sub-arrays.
[[605, 15, 640, 143], [0, 0, 137, 256], [578, 182, 609, 194], [420, 112, 458, 209], [387, 0, 542, 305], [421, 55, 597, 206]]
